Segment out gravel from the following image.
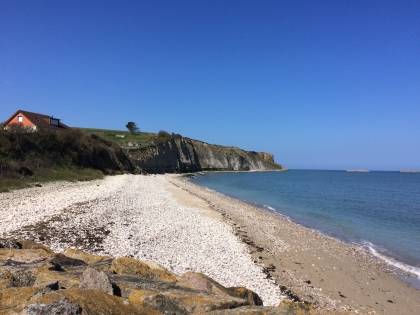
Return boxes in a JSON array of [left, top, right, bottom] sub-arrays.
[[0, 174, 284, 306]]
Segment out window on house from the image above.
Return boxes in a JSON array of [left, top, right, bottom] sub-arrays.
[[50, 118, 59, 126], [18, 116, 22, 122], [35, 118, 40, 121]]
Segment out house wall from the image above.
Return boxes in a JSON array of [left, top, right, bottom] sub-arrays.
[[5, 112, 36, 127]]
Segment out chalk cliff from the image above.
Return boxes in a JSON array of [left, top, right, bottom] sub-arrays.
[[128, 135, 284, 173]]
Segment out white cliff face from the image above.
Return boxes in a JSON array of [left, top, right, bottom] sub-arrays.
[[129, 136, 283, 173]]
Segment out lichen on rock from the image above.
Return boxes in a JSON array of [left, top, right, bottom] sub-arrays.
[[0, 240, 351, 315]]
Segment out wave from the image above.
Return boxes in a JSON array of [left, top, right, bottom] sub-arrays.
[[263, 205, 276, 211], [205, 187, 225, 196], [362, 241, 420, 278]]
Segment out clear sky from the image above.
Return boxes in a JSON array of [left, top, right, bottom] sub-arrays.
[[1, 1, 419, 170]]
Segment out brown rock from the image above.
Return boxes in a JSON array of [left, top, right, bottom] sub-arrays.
[[208, 306, 278, 315], [16, 240, 38, 249], [79, 268, 112, 295], [0, 249, 49, 264], [177, 272, 263, 306], [18, 241, 54, 254], [9, 270, 36, 287], [128, 288, 249, 315], [111, 257, 177, 283], [226, 287, 263, 306], [0, 239, 21, 249], [177, 272, 223, 294], [0, 270, 13, 290], [31, 261, 64, 276], [207, 300, 352, 314], [5, 289, 162, 315], [0, 287, 40, 310], [275, 300, 316, 314], [34, 271, 80, 289], [49, 254, 87, 270], [64, 249, 113, 265], [21, 297, 81, 315]]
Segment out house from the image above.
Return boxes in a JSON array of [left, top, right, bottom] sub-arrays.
[[3, 109, 71, 131]]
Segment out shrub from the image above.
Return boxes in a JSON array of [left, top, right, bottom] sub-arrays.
[[158, 130, 170, 138], [0, 127, 134, 192], [126, 122, 140, 135]]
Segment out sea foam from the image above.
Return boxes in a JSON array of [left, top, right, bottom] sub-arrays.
[[363, 241, 420, 278]]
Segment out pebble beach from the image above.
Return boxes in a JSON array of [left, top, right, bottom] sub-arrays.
[[1, 174, 420, 314], [0, 174, 283, 306]]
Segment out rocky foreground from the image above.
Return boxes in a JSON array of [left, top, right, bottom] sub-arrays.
[[0, 239, 347, 315]]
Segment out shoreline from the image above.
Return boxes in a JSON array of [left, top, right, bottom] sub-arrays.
[[188, 172, 420, 283], [1, 173, 419, 314], [169, 175, 420, 314], [238, 195, 420, 284]]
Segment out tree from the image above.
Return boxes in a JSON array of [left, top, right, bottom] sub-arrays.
[[126, 122, 139, 135]]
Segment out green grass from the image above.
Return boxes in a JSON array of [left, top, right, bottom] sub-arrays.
[[0, 178, 32, 193], [74, 127, 157, 149], [0, 168, 105, 193], [35, 168, 105, 182]]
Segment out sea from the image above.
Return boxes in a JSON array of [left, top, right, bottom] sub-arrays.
[[190, 170, 420, 281]]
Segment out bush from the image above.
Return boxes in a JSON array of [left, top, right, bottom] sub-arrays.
[[158, 130, 170, 138], [0, 128, 134, 192]]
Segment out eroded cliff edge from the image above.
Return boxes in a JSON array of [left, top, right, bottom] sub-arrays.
[[128, 135, 285, 173]]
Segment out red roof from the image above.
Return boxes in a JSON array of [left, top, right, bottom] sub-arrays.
[[4, 109, 71, 130]]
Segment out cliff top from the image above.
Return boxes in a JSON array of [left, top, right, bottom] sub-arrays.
[[74, 127, 272, 157]]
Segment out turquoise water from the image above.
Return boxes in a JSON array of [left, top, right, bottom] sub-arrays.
[[190, 170, 420, 277]]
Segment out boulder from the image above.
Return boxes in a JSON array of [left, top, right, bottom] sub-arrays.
[[18, 241, 54, 254], [226, 287, 263, 306], [0, 287, 40, 310], [0, 270, 13, 290], [207, 300, 350, 314], [0, 239, 21, 249], [15, 240, 38, 249], [64, 249, 113, 265], [128, 289, 249, 315], [177, 272, 226, 295], [4, 289, 162, 315], [177, 272, 263, 306], [0, 249, 49, 264], [78, 268, 112, 295], [111, 257, 177, 283], [49, 254, 87, 270], [9, 270, 36, 287], [109, 274, 185, 298], [34, 271, 80, 289], [21, 297, 81, 315], [0, 246, 354, 315]]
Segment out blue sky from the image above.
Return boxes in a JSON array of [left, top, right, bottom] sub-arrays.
[[1, 1, 419, 170]]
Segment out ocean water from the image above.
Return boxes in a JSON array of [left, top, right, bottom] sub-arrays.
[[190, 170, 420, 278]]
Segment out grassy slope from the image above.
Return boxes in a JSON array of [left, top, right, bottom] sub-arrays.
[[74, 127, 156, 149], [0, 128, 133, 192], [75, 128, 257, 153]]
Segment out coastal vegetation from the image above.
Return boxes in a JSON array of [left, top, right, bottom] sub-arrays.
[[0, 126, 133, 192], [74, 127, 185, 148], [125, 121, 140, 134], [0, 125, 282, 192], [74, 127, 157, 149]]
